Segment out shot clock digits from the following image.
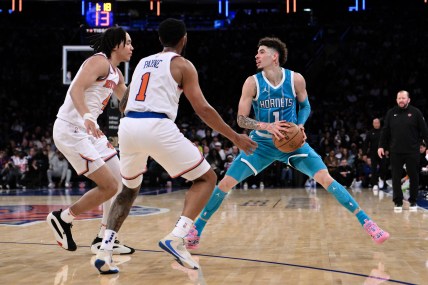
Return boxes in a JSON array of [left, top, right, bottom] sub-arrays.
[[84, 1, 114, 28]]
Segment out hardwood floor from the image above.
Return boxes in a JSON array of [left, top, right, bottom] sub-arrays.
[[0, 186, 427, 285]]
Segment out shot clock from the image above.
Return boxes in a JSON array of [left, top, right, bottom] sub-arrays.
[[84, 1, 115, 28]]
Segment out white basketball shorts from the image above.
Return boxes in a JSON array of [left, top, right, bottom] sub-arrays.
[[53, 118, 117, 176], [118, 116, 210, 188]]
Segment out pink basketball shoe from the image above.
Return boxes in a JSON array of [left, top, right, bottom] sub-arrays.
[[185, 226, 200, 250], [363, 220, 390, 244]]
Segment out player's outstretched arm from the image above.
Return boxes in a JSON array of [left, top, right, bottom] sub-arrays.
[[179, 59, 257, 154]]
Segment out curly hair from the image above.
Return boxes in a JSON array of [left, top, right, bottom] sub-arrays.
[[89, 27, 127, 58], [258, 37, 288, 66]]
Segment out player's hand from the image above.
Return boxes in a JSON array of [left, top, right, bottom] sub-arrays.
[[262, 121, 291, 140], [377, 148, 384, 158], [233, 133, 258, 155], [84, 119, 103, 138]]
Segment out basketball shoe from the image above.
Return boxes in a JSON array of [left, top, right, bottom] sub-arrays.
[[94, 249, 119, 274], [409, 203, 418, 212], [185, 226, 200, 250], [159, 233, 199, 269], [90, 236, 135, 255], [394, 203, 403, 213], [46, 209, 76, 251], [363, 220, 390, 245]]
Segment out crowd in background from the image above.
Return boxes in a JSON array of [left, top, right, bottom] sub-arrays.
[[1, 1, 427, 191]]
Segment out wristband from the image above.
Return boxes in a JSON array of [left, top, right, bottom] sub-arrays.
[[82, 113, 99, 129], [83, 112, 95, 122]]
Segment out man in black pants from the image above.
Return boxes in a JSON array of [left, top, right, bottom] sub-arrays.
[[378, 90, 428, 212], [365, 118, 382, 191]]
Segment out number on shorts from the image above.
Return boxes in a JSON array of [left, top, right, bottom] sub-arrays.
[[136, 72, 150, 101]]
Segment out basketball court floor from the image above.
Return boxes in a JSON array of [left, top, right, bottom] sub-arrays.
[[1, 185, 427, 285]]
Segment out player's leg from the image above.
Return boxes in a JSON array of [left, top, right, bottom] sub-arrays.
[[47, 163, 118, 251], [90, 155, 135, 255], [94, 117, 149, 274], [189, 135, 277, 249], [152, 120, 215, 269], [291, 145, 389, 244], [47, 120, 118, 251], [95, 180, 142, 274]]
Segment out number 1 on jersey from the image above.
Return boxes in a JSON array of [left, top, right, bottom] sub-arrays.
[[273, 111, 279, 122], [136, 72, 150, 101]]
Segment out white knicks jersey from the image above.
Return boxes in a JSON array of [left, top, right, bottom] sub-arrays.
[[125, 52, 183, 121], [57, 53, 119, 128]]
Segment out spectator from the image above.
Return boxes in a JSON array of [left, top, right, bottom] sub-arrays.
[[365, 118, 382, 191], [333, 158, 354, 188], [26, 147, 49, 188], [323, 150, 338, 172], [214, 141, 226, 160], [1, 162, 20, 189], [47, 151, 72, 188], [206, 148, 223, 178], [11, 150, 28, 188], [419, 142, 428, 190]]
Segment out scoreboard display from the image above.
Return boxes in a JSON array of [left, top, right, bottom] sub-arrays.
[[84, 1, 115, 28]]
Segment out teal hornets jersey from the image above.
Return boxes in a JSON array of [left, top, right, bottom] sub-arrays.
[[252, 68, 297, 128]]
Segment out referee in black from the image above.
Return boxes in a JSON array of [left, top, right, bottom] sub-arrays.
[[378, 90, 428, 212]]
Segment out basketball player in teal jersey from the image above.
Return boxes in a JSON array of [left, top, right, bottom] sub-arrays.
[[186, 37, 390, 249]]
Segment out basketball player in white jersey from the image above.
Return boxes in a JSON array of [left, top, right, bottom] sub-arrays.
[[93, 18, 257, 274], [47, 27, 135, 255]]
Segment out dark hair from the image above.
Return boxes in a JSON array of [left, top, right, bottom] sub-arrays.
[[89, 27, 127, 58], [258, 37, 288, 65], [158, 18, 186, 47]]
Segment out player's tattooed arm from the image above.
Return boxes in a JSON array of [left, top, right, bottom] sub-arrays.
[[119, 86, 130, 114], [237, 115, 275, 132], [237, 115, 260, 130]]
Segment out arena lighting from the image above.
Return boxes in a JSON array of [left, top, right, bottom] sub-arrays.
[[149, 0, 160, 16], [218, 0, 221, 14], [349, 0, 366, 11], [82, 0, 85, 16], [10, 0, 22, 12], [225, 0, 228, 17], [286, 0, 297, 14]]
